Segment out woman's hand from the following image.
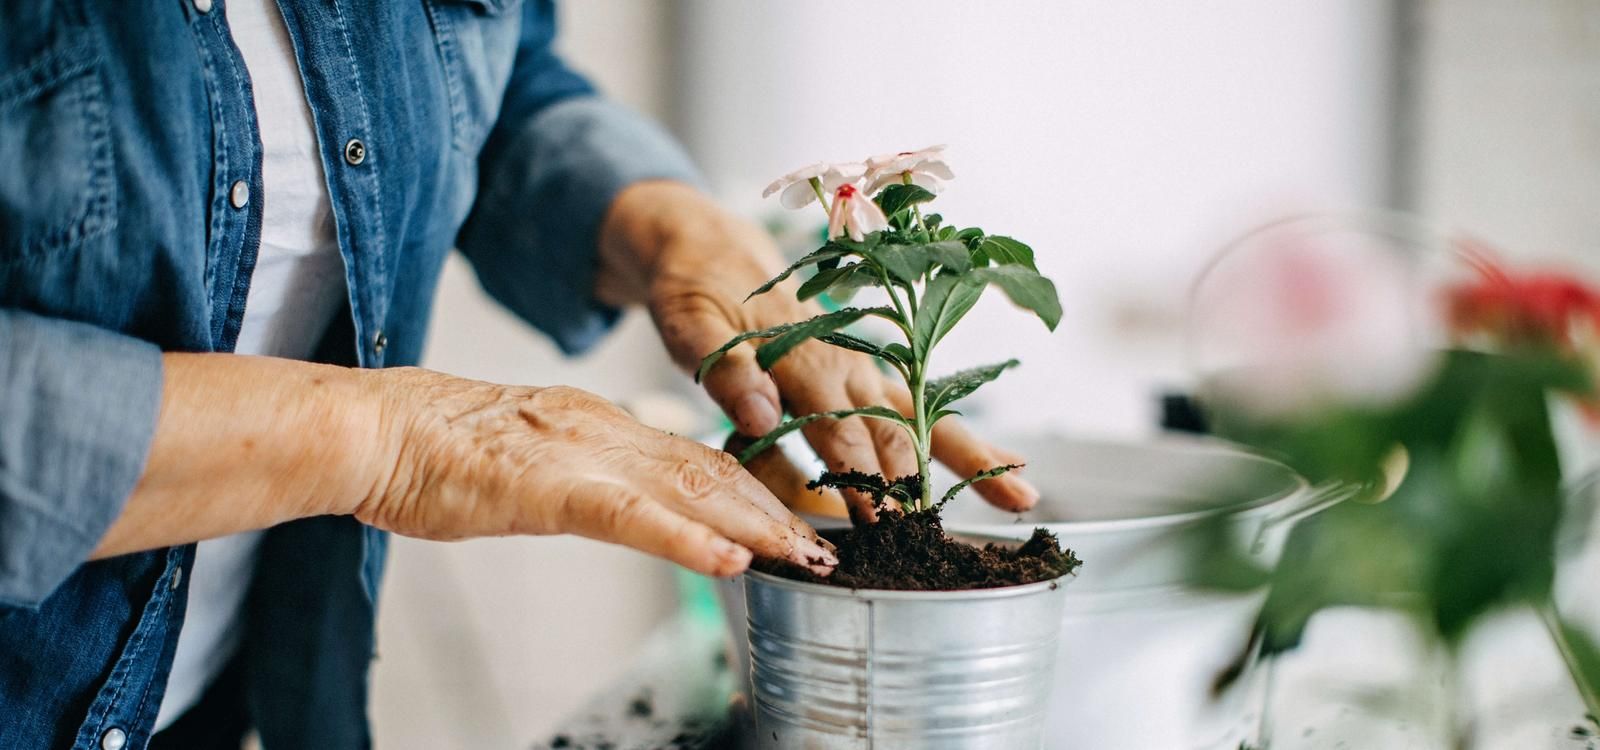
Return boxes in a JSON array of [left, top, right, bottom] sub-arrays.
[[359, 369, 836, 577], [598, 181, 1040, 523]]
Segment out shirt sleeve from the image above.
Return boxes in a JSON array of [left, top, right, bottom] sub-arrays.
[[0, 308, 162, 608], [456, 0, 701, 355]]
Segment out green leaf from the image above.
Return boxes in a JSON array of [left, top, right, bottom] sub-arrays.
[[755, 307, 895, 371], [977, 235, 1038, 271], [807, 470, 887, 496], [875, 183, 936, 217], [937, 464, 1023, 509], [884, 342, 914, 364], [911, 272, 987, 358], [807, 471, 922, 509], [868, 245, 931, 285], [925, 359, 1019, 413], [1547, 611, 1600, 717], [796, 263, 884, 302], [736, 406, 911, 464], [969, 266, 1062, 330], [817, 332, 909, 369], [924, 240, 972, 273], [930, 408, 962, 423], [868, 241, 972, 284], [696, 307, 883, 382], [745, 244, 855, 301]]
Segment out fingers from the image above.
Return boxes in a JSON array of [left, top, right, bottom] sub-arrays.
[[703, 345, 784, 437], [769, 349, 892, 524], [846, 376, 919, 483], [883, 384, 1040, 512], [646, 439, 837, 573], [931, 418, 1039, 511], [724, 434, 850, 520], [564, 483, 754, 578], [651, 293, 783, 437]]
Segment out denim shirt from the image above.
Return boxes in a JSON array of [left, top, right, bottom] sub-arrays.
[[0, 1, 697, 747]]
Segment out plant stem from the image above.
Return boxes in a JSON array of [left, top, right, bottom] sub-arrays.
[[809, 178, 832, 223], [901, 172, 930, 237], [1537, 600, 1600, 721], [910, 359, 933, 511], [878, 267, 911, 331]]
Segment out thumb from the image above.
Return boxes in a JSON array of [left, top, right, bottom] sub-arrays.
[[653, 295, 783, 437]]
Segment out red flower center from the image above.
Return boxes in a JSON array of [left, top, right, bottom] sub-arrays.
[[835, 184, 857, 199]]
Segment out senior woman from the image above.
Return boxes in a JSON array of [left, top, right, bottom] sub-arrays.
[[0, 1, 1038, 748]]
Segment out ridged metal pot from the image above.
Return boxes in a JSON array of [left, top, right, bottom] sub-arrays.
[[718, 433, 1353, 749], [744, 561, 1070, 749]]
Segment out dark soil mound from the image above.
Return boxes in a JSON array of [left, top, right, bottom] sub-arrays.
[[755, 511, 1080, 590]]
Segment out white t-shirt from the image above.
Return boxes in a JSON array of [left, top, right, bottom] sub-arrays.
[[153, 0, 348, 730]]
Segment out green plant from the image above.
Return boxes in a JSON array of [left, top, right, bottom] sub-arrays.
[[1195, 241, 1600, 724], [697, 148, 1061, 513]]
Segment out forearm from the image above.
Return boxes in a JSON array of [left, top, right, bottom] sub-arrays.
[[91, 353, 389, 559]]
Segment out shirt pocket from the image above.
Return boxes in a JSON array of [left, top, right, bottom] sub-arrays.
[[0, 35, 116, 263], [423, 0, 524, 154]]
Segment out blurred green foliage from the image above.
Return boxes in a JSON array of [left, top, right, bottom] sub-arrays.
[[1200, 349, 1597, 709]]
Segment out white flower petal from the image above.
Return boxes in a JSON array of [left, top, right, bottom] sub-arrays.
[[820, 163, 866, 192], [827, 192, 849, 240], [779, 181, 818, 209], [909, 173, 945, 194], [864, 173, 901, 195], [920, 159, 955, 181], [763, 161, 833, 202], [848, 194, 891, 237]]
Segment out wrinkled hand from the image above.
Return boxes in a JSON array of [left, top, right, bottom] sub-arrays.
[[356, 368, 837, 577], [599, 182, 1041, 523]]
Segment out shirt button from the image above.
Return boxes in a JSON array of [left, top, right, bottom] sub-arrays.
[[169, 567, 183, 591], [372, 330, 387, 354], [101, 727, 126, 750], [193, 0, 213, 13], [344, 139, 367, 166], [229, 180, 250, 209]]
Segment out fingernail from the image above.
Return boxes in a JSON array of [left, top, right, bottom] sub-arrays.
[[1006, 475, 1041, 509], [733, 393, 781, 436], [715, 538, 752, 568], [816, 536, 838, 554], [794, 537, 838, 569]]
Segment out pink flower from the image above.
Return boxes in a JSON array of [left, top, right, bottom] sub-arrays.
[[762, 162, 865, 210], [827, 183, 890, 242], [864, 144, 955, 194], [1194, 227, 1439, 421]]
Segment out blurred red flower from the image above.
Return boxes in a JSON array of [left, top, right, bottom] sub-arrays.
[[1444, 238, 1600, 421]]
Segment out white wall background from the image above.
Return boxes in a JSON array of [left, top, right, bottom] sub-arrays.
[[372, 3, 1395, 746], [676, 1, 1393, 436], [1416, 0, 1600, 269]]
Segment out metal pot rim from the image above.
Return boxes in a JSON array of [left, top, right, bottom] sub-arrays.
[[947, 437, 1314, 536], [744, 567, 1072, 600]]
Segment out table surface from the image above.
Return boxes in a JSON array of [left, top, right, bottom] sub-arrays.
[[535, 605, 1598, 750]]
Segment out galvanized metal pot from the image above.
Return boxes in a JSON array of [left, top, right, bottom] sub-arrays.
[[718, 433, 1351, 750], [744, 564, 1070, 749]]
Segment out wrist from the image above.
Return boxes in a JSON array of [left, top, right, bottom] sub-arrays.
[[308, 364, 404, 519]]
